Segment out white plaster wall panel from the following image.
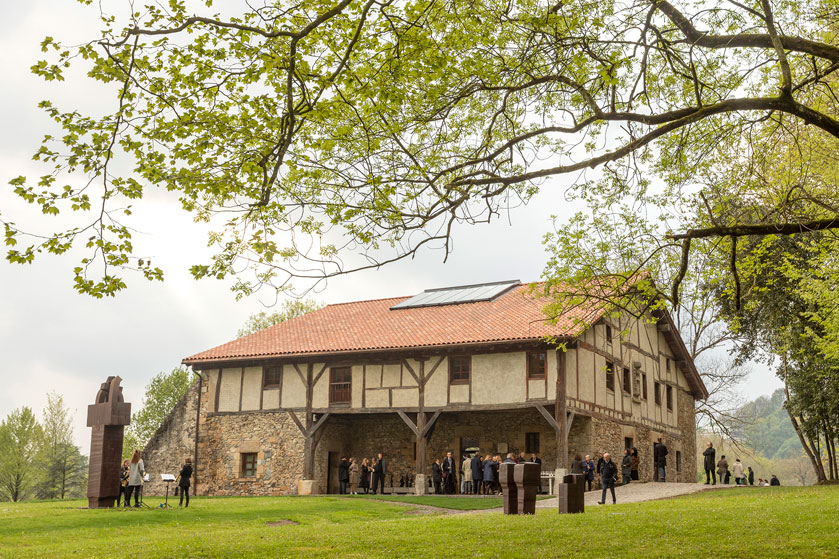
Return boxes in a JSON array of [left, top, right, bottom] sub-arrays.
[[207, 370, 221, 411], [311, 363, 329, 408], [391, 387, 419, 408], [365, 389, 390, 408], [577, 350, 595, 403], [352, 365, 364, 408], [471, 352, 525, 405], [382, 363, 401, 388], [366, 365, 382, 388], [547, 350, 558, 400], [262, 388, 280, 409], [528, 379, 546, 400], [217, 368, 242, 412], [449, 383, 469, 403], [240, 367, 262, 411], [402, 360, 420, 387], [424, 357, 448, 407], [281, 364, 306, 408]]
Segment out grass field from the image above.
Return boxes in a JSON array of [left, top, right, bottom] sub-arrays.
[[1, 486, 837, 558], [348, 494, 551, 510]]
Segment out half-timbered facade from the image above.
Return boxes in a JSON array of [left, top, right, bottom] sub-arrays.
[[142, 280, 707, 496]]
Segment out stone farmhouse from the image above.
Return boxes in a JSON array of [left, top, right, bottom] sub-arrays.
[[142, 280, 707, 496]]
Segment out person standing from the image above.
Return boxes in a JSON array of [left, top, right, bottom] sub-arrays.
[[432, 458, 443, 494], [483, 455, 497, 494], [717, 455, 729, 485], [117, 459, 130, 507], [461, 455, 473, 494], [747, 466, 755, 486], [371, 453, 386, 495], [732, 459, 744, 485], [621, 448, 632, 485], [598, 453, 618, 505], [654, 438, 668, 482], [178, 458, 193, 507], [125, 449, 145, 508], [630, 447, 640, 481], [338, 456, 350, 494], [703, 442, 717, 485], [359, 458, 371, 494], [583, 455, 596, 491], [471, 453, 483, 494], [570, 453, 584, 475], [349, 457, 360, 495], [442, 451, 457, 494], [770, 474, 780, 486]]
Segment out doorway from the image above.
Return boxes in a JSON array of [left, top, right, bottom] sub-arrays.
[[327, 451, 339, 494]]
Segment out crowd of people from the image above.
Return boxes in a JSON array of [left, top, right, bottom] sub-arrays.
[[336, 452, 389, 494], [702, 442, 779, 486], [116, 449, 194, 508]]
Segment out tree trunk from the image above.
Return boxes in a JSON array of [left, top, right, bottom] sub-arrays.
[[783, 357, 827, 483]]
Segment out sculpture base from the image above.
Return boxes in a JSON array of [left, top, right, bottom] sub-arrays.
[[414, 474, 427, 495], [297, 479, 317, 495], [554, 468, 567, 494], [88, 497, 117, 509]]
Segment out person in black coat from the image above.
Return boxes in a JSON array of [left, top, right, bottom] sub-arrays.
[[338, 456, 350, 494], [703, 442, 717, 485], [178, 458, 193, 507], [471, 454, 483, 494], [654, 438, 669, 482], [442, 452, 457, 494], [598, 453, 618, 504], [431, 458, 443, 494], [747, 466, 755, 486], [770, 474, 780, 486], [621, 449, 632, 485], [371, 453, 386, 495]]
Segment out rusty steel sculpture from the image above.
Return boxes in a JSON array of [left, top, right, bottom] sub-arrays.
[[500, 462, 541, 515], [87, 376, 131, 508]]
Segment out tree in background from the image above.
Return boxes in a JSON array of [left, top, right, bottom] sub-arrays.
[[237, 299, 322, 338], [34, 392, 87, 499], [124, 367, 193, 457], [5, 0, 838, 299], [0, 408, 44, 502]]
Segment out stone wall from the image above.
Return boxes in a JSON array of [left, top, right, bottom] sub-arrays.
[[141, 380, 201, 496], [677, 389, 698, 482]]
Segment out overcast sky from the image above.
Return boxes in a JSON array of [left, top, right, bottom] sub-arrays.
[[0, 0, 783, 452]]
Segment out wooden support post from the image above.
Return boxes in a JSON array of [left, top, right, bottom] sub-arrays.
[[415, 360, 428, 495], [556, 349, 568, 471]]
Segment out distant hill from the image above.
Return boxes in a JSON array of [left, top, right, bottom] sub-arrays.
[[737, 388, 801, 461]]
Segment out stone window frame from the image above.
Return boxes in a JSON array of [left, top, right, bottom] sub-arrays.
[[449, 355, 471, 385], [605, 360, 615, 392], [240, 452, 258, 478], [666, 385, 674, 412], [654, 382, 662, 406], [263, 365, 282, 389], [526, 350, 547, 380], [676, 450, 682, 473]]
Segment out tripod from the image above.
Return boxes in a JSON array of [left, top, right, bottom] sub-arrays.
[[136, 485, 152, 509]]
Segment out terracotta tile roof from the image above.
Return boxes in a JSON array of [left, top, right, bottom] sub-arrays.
[[183, 283, 606, 364]]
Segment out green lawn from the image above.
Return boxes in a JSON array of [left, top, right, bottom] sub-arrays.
[[347, 493, 551, 510], [1, 486, 837, 558]]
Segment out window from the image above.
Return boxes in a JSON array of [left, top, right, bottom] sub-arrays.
[[666, 385, 673, 411], [527, 351, 547, 380], [624, 437, 633, 451], [240, 453, 257, 477], [632, 369, 641, 397], [263, 366, 281, 388], [449, 356, 471, 384], [622, 367, 631, 395], [329, 366, 352, 404], [525, 432, 540, 454], [642, 373, 648, 400], [605, 324, 612, 343], [605, 361, 615, 392], [676, 451, 682, 473], [666, 357, 671, 374], [654, 382, 661, 406]]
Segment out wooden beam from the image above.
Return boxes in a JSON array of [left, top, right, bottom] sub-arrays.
[[536, 404, 559, 433], [566, 411, 576, 438], [312, 363, 329, 387], [308, 411, 331, 437], [422, 356, 446, 387], [287, 409, 306, 436], [396, 410, 419, 437], [401, 359, 420, 385], [292, 363, 306, 386], [556, 349, 568, 470], [420, 409, 442, 439]]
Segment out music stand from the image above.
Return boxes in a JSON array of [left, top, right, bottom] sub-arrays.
[[160, 474, 176, 509]]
